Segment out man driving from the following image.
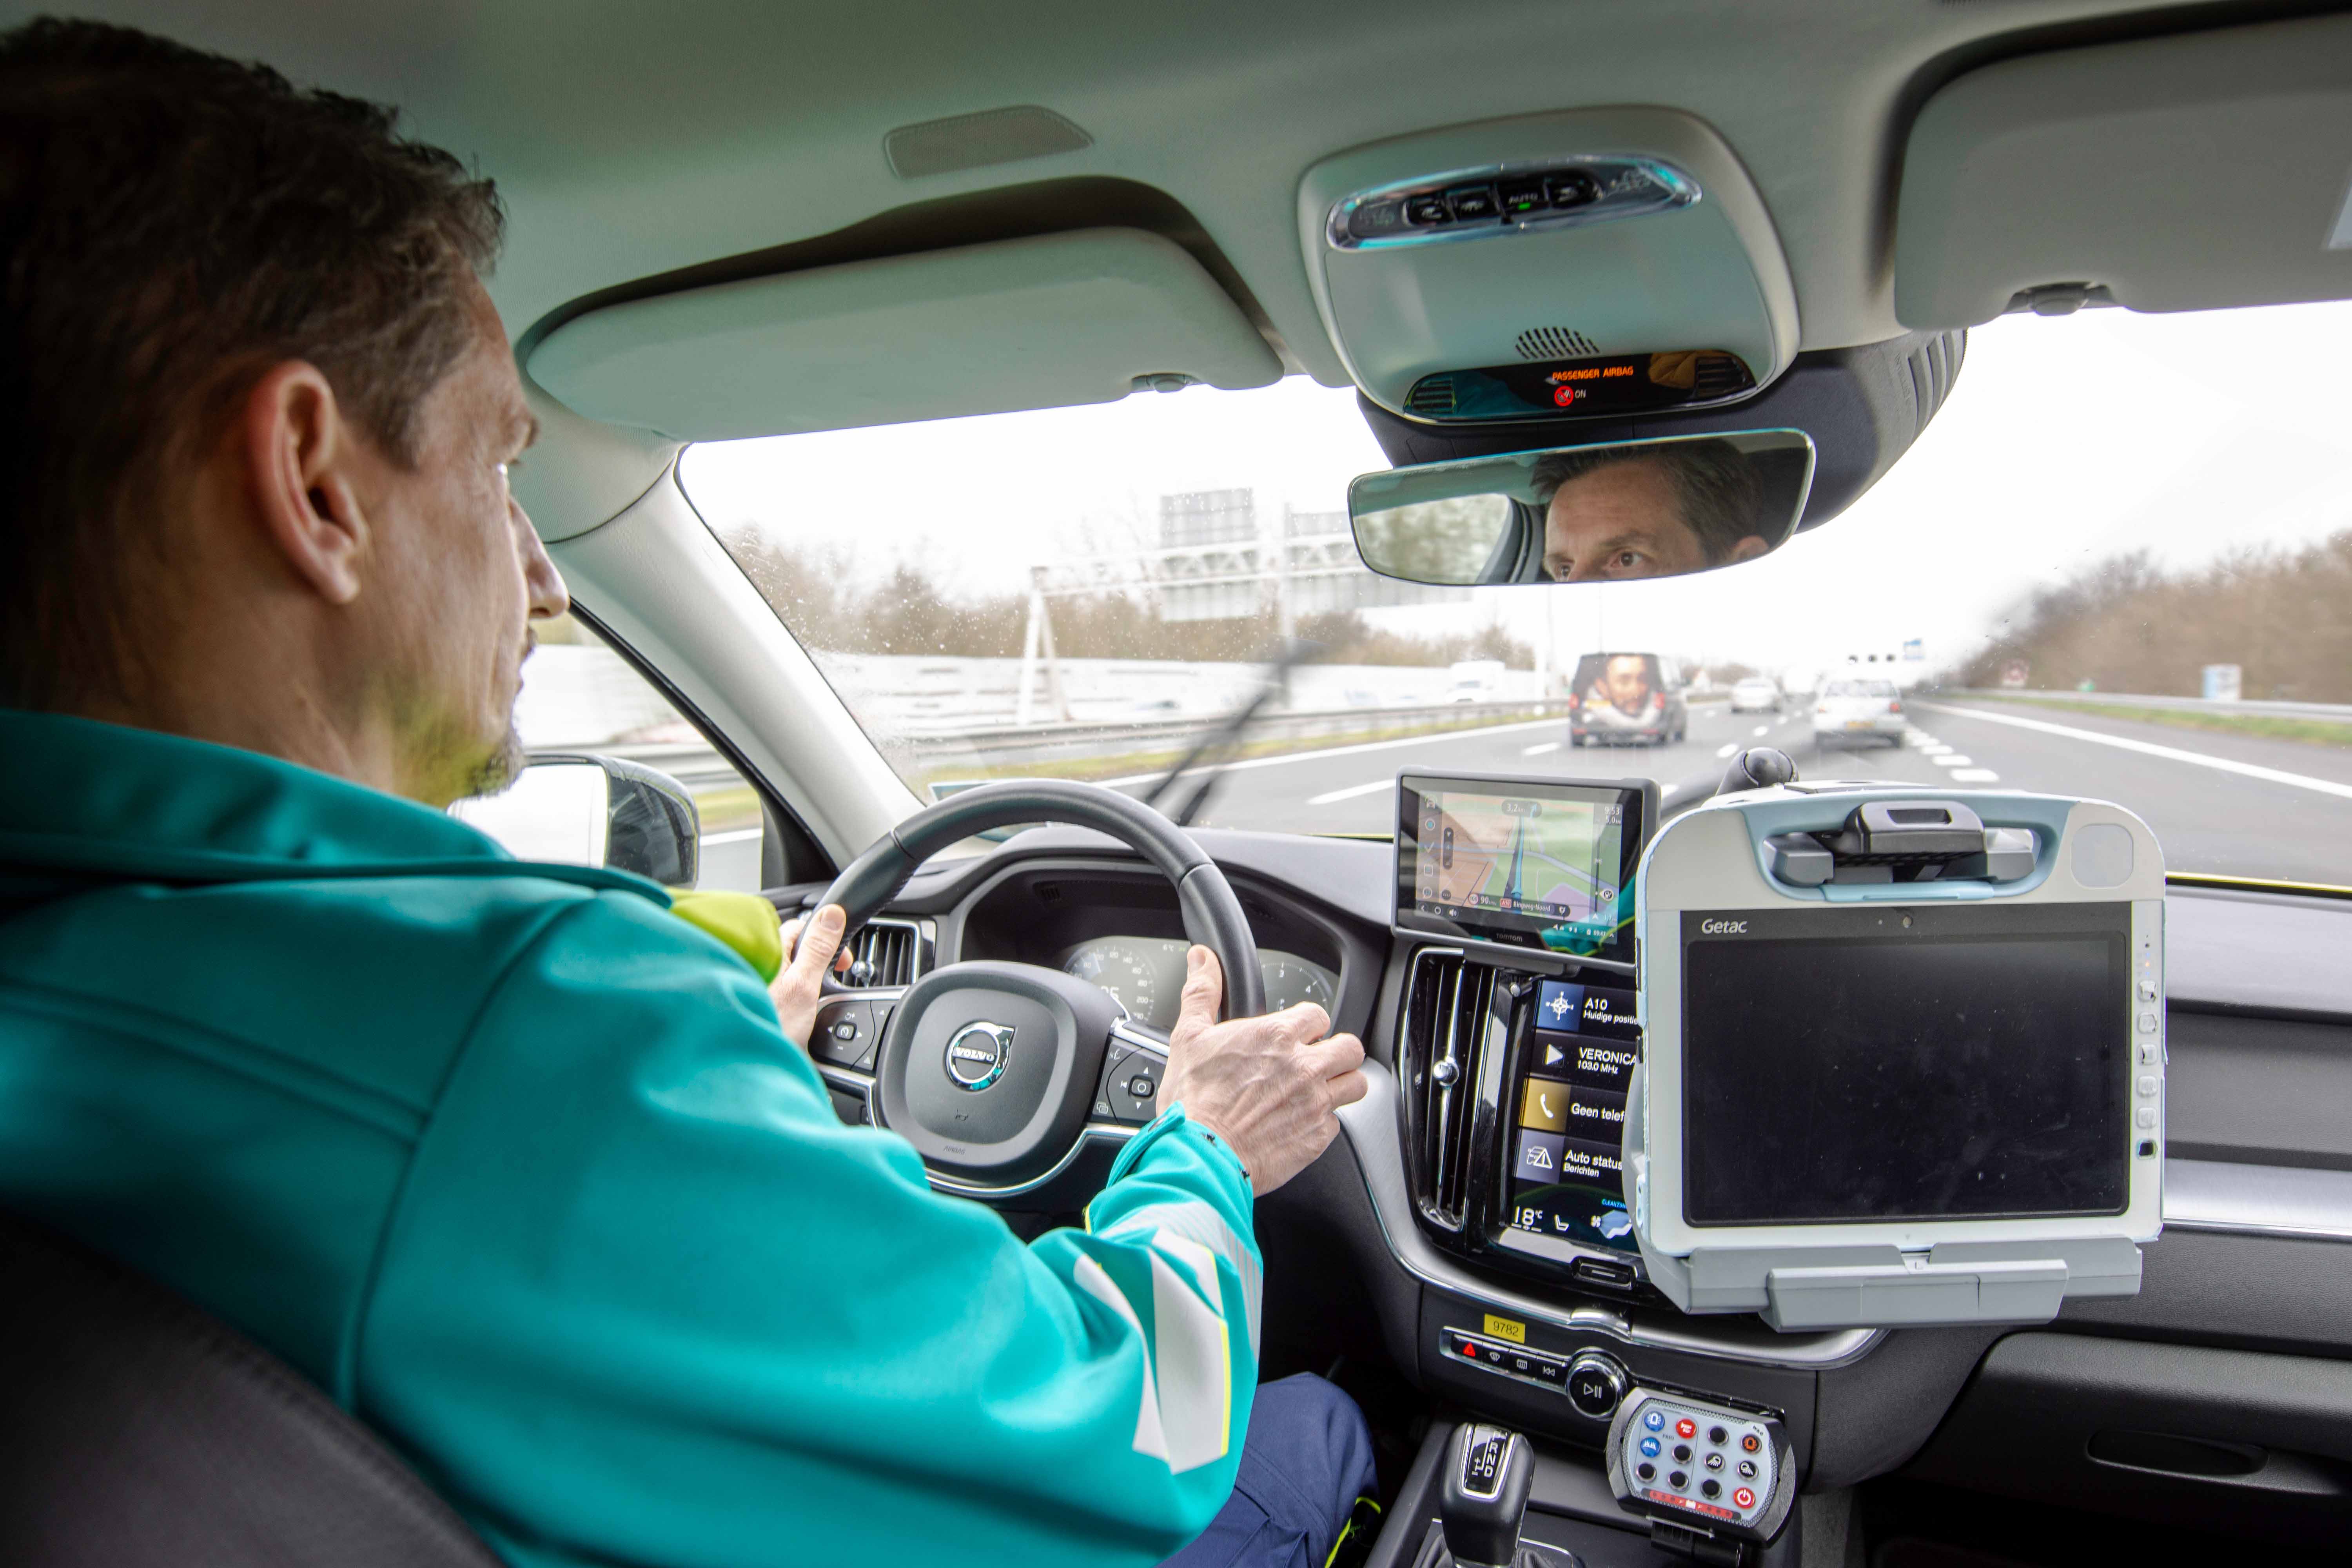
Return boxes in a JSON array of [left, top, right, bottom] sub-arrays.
[[1534, 440, 1770, 582], [0, 21, 1373, 1568]]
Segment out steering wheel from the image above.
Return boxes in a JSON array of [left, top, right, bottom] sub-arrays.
[[818, 779, 1264, 1192]]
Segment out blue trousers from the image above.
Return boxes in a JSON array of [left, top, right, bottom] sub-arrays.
[[1161, 1374, 1379, 1568]]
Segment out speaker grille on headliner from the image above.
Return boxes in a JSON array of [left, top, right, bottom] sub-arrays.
[[884, 105, 1093, 180], [1515, 326, 1600, 361], [1403, 376, 1458, 416]]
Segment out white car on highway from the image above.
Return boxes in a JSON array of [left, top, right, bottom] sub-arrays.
[[1814, 678, 1906, 748], [1728, 677, 1781, 713]]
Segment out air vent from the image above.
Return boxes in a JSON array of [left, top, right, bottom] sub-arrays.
[[1403, 375, 1458, 416], [1400, 948, 1499, 1231], [1691, 350, 1751, 398], [1515, 326, 1599, 361], [848, 918, 923, 989]]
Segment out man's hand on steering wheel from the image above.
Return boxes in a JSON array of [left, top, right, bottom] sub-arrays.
[[1160, 946, 1367, 1195], [771, 904, 851, 1048]]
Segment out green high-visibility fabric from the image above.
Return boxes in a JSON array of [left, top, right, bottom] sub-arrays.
[[0, 710, 1261, 1567]]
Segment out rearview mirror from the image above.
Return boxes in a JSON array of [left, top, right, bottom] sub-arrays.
[[1348, 429, 1814, 586], [449, 752, 702, 887]]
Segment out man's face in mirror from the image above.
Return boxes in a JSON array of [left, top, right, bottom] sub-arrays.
[[1539, 452, 1771, 583]]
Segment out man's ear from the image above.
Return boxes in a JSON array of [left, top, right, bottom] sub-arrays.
[[240, 361, 370, 606]]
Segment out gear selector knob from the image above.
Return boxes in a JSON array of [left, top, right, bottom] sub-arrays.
[[1440, 1423, 1534, 1568]]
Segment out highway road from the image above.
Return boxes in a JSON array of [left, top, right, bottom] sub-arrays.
[[1112, 697, 2352, 887]]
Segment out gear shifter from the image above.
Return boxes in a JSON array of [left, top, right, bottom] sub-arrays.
[[1439, 1423, 1534, 1568]]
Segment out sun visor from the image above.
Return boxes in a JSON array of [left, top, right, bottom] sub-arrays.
[[1297, 108, 1800, 425], [1896, 15, 2352, 329], [526, 227, 1282, 440]]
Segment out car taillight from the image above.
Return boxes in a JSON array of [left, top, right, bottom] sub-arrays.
[[1888, 700, 1902, 713], [1650, 693, 1665, 712], [1817, 705, 1830, 714]]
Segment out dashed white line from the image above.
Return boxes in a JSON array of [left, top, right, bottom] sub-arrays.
[[1523, 741, 1561, 756], [1715, 742, 1740, 759], [1919, 702, 2352, 803], [1932, 755, 1973, 767], [1919, 744, 1951, 755], [1304, 779, 1396, 806], [1751, 724, 1769, 737], [1950, 768, 2001, 782]]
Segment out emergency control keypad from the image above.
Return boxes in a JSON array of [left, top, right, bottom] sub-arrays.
[[1606, 1388, 1787, 1541]]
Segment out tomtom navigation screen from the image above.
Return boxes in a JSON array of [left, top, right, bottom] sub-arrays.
[[1680, 903, 2131, 1226], [1395, 773, 1652, 962]]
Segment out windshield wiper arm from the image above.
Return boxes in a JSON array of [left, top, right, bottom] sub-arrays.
[[1139, 638, 1316, 826]]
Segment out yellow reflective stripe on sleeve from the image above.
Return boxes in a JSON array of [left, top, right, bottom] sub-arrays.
[[1148, 1236, 1233, 1473], [1072, 1254, 1170, 1465]]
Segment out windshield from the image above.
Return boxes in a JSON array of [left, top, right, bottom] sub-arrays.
[[683, 301, 2352, 886]]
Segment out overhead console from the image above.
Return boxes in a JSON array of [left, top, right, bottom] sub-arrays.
[[1298, 108, 1801, 425]]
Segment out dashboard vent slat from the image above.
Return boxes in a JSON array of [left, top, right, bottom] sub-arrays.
[[850, 918, 923, 989], [1401, 949, 1496, 1231], [1403, 375, 1458, 416]]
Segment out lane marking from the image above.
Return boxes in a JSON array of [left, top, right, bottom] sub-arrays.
[[1715, 743, 1740, 759], [1932, 755, 1973, 767], [1304, 779, 1396, 806], [1920, 744, 1950, 755], [1919, 703, 2352, 803], [1951, 768, 2000, 782], [1523, 741, 1561, 756], [1095, 716, 1566, 789], [1751, 725, 1769, 737]]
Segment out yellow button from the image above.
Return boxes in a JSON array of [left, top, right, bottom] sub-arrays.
[[1483, 1313, 1526, 1344], [1519, 1077, 1568, 1134]]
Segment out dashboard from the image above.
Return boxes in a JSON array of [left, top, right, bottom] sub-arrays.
[[797, 816, 2352, 1550], [1061, 935, 1338, 1031]]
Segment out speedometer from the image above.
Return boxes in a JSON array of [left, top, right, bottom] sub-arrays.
[[1063, 940, 1161, 1023], [1258, 952, 1337, 1016]]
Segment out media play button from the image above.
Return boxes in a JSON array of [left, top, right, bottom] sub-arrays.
[[1544, 1044, 1564, 1067]]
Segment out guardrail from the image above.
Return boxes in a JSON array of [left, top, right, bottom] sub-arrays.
[[1941, 689, 2352, 722]]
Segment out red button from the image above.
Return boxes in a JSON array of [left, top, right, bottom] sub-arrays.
[[1740, 1433, 1760, 1453], [1733, 1487, 1755, 1510], [1674, 1418, 1697, 1439]]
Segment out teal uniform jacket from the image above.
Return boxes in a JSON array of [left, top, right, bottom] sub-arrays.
[[0, 710, 1263, 1568]]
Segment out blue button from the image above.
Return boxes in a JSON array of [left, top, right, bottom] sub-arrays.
[[1639, 1436, 1661, 1457], [1643, 1410, 1665, 1432]]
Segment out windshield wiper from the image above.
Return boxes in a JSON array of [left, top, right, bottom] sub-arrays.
[[1139, 638, 1317, 827]]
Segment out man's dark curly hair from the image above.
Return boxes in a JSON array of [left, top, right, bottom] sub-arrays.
[[0, 18, 504, 709]]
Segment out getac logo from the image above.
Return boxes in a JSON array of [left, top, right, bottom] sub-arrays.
[[1699, 918, 1749, 935]]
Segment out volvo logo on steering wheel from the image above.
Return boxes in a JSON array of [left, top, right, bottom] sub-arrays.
[[944, 1022, 1015, 1092]]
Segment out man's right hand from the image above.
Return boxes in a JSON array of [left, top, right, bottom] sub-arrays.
[[1156, 946, 1367, 1194]]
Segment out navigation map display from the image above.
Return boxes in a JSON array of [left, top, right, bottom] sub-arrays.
[[1394, 773, 1653, 963]]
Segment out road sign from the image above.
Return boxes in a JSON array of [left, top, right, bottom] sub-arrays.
[[2202, 664, 2243, 702]]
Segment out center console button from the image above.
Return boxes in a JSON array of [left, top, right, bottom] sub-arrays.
[[1563, 1352, 1629, 1419]]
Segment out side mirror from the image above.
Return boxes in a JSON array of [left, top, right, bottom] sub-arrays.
[[449, 752, 701, 887]]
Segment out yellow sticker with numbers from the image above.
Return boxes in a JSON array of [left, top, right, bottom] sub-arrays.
[[1482, 1313, 1526, 1344]]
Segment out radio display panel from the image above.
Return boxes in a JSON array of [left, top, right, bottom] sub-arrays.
[[1503, 977, 1642, 1254], [1395, 773, 1653, 964], [1680, 903, 2132, 1227]]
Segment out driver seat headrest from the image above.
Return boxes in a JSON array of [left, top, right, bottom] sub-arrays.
[[0, 1212, 501, 1568]]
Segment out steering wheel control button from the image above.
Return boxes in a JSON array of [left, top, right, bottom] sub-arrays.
[[1564, 1353, 1628, 1419], [943, 1022, 1015, 1092], [808, 1000, 875, 1068], [1108, 1053, 1165, 1123]]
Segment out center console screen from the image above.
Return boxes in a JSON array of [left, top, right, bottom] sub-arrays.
[[1504, 977, 1642, 1254], [1395, 773, 1655, 964]]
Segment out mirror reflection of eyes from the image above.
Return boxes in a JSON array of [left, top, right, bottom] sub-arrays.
[[1346, 429, 1815, 590]]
